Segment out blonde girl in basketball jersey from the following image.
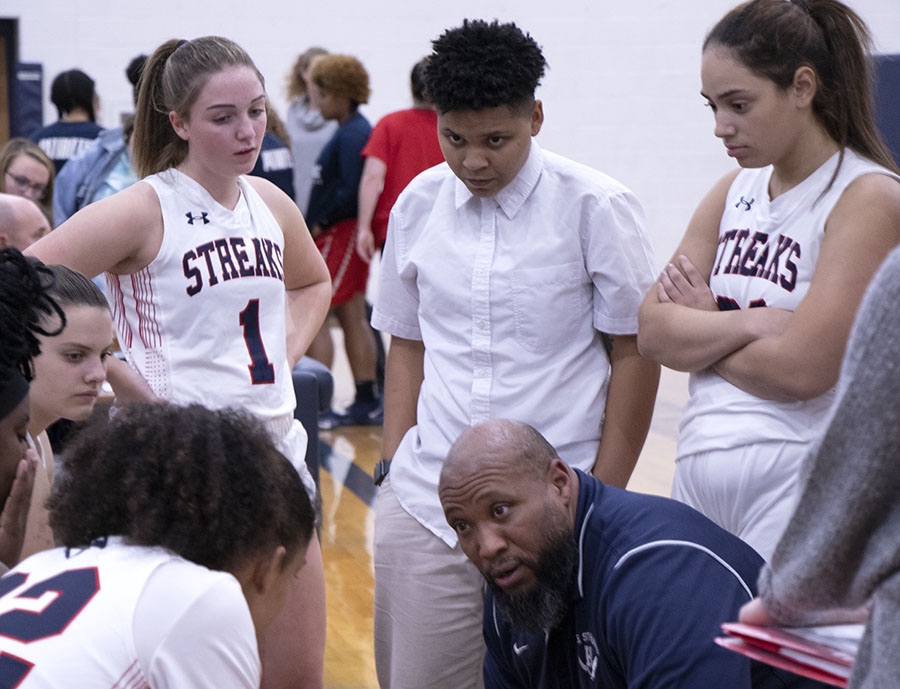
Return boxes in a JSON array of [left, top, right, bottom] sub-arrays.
[[637, 0, 900, 560], [26, 36, 331, 689]]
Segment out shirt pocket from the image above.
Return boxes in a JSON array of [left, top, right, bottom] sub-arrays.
[[510, 262, 587, 355]]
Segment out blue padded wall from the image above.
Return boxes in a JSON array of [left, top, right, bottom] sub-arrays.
[[875, 54, 900, 168]]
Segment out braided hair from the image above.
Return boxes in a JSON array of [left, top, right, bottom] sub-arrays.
[[0, 249, 65, 412]]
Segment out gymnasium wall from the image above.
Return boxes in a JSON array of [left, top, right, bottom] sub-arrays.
[[6, 0, 900, 264]]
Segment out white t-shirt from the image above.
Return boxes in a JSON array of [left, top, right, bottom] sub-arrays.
[[0, 538, 259, 688], [372, 141, 657, 545]]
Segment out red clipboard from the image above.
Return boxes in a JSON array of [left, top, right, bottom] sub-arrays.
[[715, 622, 856, 688]]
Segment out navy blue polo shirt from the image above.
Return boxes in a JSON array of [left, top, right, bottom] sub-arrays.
[[483, 470, 828, 688]]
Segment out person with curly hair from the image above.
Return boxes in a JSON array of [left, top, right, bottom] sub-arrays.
[[370, 19, 659, 689], [0, 248, 65, 572], [304, 54, 381, 428], [0, 402, 316, 688]]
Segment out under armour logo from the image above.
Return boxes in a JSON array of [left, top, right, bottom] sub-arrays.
[[735, 196, 755, 211], [512, 642, 528, 656], [186, 211, 210, 225]]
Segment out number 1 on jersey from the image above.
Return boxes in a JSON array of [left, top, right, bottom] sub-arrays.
[[239, 299, 275, 384]]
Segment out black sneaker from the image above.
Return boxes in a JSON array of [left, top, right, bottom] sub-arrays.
[[318, 409, 346, 430], [342, 398, 384, 426]]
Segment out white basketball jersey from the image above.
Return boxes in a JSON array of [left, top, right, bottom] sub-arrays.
[[679, 149, 900, 456], [0, 538, 256, 688], [106, 169, 295, 419]]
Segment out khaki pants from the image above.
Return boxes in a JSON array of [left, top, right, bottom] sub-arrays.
[[373, 475, 486, 689]]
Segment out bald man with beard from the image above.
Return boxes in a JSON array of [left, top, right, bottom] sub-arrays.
[[438, 419, 829, 689], [0, 194, 50, 251]]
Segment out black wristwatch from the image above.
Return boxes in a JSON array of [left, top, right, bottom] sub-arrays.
[[374, 459, 391, 486]]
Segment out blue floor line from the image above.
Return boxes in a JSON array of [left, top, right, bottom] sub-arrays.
[[318, 439, 377, 507]]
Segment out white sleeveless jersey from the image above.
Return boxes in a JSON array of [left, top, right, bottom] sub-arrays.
[[106, 169, 295, 420], [0, 538, 258, 688], [679, 149, 900, 456]]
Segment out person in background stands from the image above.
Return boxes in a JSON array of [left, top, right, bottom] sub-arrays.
[[356, 57, 444, 262], [54, 54, 147, 226], [305, 54, 381, 429], [0, 138, 55, 224], [251, 105, 295, 200], [30, 68, 104, 173], [285, 47, 337, 215]]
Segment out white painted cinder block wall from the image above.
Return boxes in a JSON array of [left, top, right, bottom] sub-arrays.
[[6, 0, 900, 264]]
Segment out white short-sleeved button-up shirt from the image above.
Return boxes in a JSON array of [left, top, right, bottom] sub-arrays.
[[372, 141, 657, 545]]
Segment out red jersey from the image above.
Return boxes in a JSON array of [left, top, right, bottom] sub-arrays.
[[361, 108, 444, 245]]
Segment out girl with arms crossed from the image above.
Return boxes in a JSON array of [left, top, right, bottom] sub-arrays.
[[638, 0, 900, 559]]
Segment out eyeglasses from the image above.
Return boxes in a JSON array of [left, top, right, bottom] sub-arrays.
[[5, 171, 48, 199]]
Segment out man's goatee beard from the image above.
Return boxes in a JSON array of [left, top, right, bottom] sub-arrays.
[[491, 520, 577, 633]]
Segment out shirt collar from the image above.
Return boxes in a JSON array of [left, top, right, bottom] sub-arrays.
[[453, 140, 544, 217], [572, 469, 599, 602]]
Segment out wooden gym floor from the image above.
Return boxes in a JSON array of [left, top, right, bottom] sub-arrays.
[[318, 328, 688, 689]]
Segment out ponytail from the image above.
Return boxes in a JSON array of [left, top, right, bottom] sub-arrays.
[[0, 249, 65, 383], [132, 39, 186, 178], [807, 0, 898, 173]]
